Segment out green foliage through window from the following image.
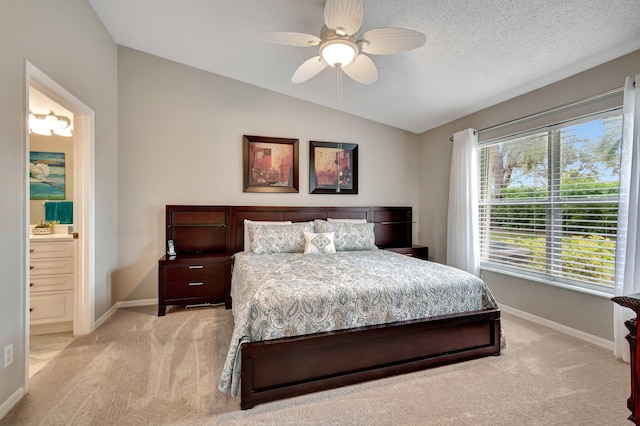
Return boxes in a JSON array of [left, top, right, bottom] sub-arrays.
[[478, 111, 622, 288]]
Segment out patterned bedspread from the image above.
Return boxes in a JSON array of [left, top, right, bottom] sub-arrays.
[[218, 250, 499, 396]]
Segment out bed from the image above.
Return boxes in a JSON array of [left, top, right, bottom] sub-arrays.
[[209, 206, 502, 410]]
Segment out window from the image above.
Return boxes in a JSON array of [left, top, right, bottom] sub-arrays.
[[478, 110, 623, 292]]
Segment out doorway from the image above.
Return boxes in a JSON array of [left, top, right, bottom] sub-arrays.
[[24, 62, 95, 391]]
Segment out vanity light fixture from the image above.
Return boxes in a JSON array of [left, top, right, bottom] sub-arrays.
[[29, 110, 73, 137]]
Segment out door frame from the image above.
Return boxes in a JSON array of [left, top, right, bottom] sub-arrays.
[[24, 61, 95, 391]]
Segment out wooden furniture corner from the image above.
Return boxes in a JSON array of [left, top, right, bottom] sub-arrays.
[[612, 293, 640, 424]]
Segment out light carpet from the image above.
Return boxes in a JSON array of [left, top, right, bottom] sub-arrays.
[[1, 305, 631, 425]]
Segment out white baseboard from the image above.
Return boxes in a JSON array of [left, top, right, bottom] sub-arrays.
[[94, 298, 157, 330], [0, 387, 24, 420], [94, 303, 118, 330], [500, 304, 614, 351], [116, 298, 156, 308]]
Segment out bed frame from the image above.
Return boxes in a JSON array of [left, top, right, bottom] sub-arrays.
[[234, 206, 501, 409], [241, 309, 500, 409], [165, 205, 501, 409]]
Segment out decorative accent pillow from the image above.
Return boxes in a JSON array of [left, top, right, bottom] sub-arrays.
[[243, 220, 292, 252], [326, 218, 367, 223], [303, 231, 336, 254], [314, 220, 377, 251], [248, 222, 314, 254]]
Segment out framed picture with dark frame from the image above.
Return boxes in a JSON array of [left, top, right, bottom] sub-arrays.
[[243, 135, 299, 193], [309, 141, 358, 194]]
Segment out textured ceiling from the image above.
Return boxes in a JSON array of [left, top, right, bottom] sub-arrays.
[[88, 0, 640, 134]]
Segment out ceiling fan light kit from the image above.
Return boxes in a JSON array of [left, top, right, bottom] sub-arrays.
[[320, 39, 357, 67], [257, 0, 426, 85]]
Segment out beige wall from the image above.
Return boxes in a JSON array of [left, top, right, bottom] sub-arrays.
[[1, 1, 635, 413], [29, 133, 74, 225], [0, 0, 117, 409], [418, 49, 640, 340], [115, 46, 421, 302]]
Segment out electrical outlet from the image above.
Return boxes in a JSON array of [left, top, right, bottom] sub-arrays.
[[4, 343, 13, 367]]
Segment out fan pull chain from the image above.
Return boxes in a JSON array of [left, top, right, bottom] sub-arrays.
[[336, 66, 344, 192], [338, 65, 343, 147]]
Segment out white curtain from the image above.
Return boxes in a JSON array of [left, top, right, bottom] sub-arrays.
[[614, 75, 640, 362], [447, 128, 480, 276]]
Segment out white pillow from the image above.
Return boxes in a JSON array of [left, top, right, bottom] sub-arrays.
[[243, 219, 292, 252], [327, 218, 367, 223], [303, 231, 336, 254]]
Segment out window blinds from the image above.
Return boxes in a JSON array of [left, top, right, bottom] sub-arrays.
[[478, 111, 623, 289]]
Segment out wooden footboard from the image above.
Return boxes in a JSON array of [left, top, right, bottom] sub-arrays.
[[240, 308, 501, 409]]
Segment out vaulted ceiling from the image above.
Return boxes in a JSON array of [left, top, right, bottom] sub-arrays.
[[88, 0, 640, 134]]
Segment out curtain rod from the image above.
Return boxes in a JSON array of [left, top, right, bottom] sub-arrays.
[[449, 85, 624, 141]]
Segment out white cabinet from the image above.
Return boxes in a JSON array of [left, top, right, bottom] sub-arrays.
[[29, 238, 74, 328]]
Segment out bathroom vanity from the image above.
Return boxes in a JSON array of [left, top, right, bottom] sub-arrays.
[[29, 230, 74, 334]]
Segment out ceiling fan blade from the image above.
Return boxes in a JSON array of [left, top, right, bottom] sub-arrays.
[[256, 31, 321, 47], [342, 54, 377, 85], [291, 56, 328, 84], [324, 0, 363, 36], [359, 28, 426, 55]]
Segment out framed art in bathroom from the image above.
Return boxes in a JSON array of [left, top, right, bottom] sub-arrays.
[[29, 151, 65, 200]]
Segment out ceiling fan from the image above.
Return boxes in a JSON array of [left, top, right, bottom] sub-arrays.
[[256, 0, 426, 85]]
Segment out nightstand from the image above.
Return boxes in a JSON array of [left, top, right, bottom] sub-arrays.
[[385, 245, 429, 260], [159, 205, 233, 316], [158, 254, 231, 316]]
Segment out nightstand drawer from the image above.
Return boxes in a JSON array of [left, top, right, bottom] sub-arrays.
[[164, 279, 225, 301], [164, 263, 225, 282]]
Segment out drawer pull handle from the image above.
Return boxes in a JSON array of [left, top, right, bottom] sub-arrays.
[[188, 265, 204, 269], [189, 282, 204, 286]]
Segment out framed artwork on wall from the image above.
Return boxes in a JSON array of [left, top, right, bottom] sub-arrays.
[[29, 151, 65, 200], [309, 141, 358, 194], [243, 135, 299, 193]]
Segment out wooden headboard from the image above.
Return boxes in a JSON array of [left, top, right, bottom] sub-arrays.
[[165, 205, 413, 255]]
